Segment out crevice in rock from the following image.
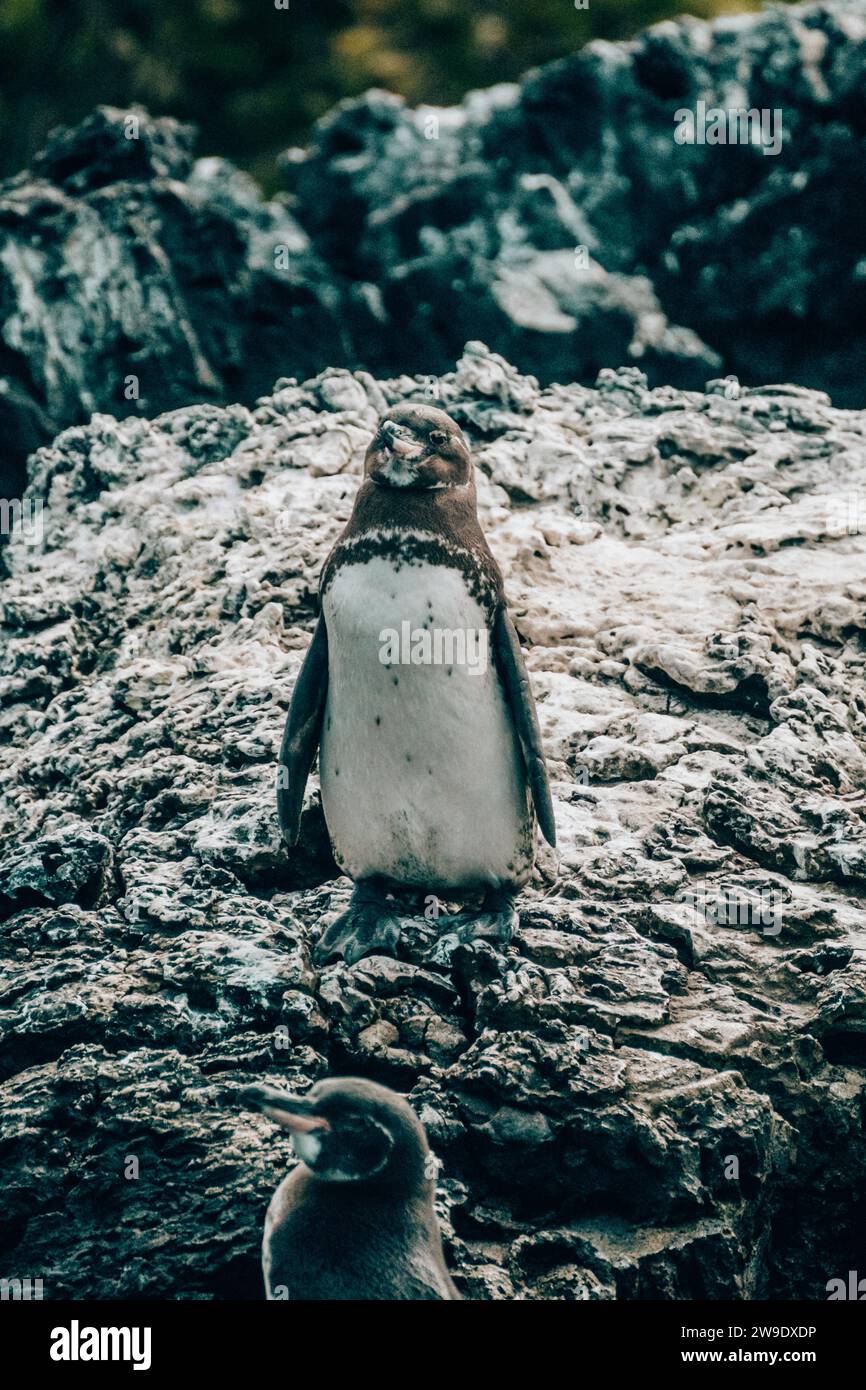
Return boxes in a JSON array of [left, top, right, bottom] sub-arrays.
[[637, 665, 773, 720]]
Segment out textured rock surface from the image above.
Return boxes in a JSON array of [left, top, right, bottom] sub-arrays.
[[1, 344, 864, 1300], [0, 106, 373, 497], [288, 0, 866, 404], [3, 1, 866, 499]]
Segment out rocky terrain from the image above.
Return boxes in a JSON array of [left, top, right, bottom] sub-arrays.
[[2, 0, 866, 499], [0, 105, 376, 501], [289, 0, 866, 404], [1, 342, 864, 1299]]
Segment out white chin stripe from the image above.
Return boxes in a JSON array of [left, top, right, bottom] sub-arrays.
[[291, 1131, 323, 1167]]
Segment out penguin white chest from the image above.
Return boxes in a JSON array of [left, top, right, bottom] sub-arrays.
[[320, 554, 533, 889]]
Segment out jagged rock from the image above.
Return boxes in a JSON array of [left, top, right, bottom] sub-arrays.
[[287, 0, 866, 405], [3, 2, 866, 500], [0, 344, 864, 1299], [0, 820, 115, 915], [0, 106, 371, 496]]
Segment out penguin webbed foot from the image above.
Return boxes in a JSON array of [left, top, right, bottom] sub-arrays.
[[314, 879, 402, 966], [427, 889, 518, 965]]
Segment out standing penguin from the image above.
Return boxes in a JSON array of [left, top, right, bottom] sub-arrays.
[[278, 402, 556, 965], [243, 1077, 460, 1300]]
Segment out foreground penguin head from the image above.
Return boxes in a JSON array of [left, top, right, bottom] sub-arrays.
[[365, 403, 472, 491], [242, 1076, 434, 1189]]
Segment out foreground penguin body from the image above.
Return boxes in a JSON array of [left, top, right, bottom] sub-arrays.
[[320, 521, 532, 892], [244, 1077, 459, 1301], [278, 403, 555, 963]]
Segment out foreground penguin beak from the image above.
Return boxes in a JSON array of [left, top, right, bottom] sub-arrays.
[[378, 419, 422, 458], [240, 1085, 331, 1135]]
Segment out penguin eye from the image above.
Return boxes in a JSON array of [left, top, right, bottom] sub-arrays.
[[429, 430, 448, 448], [328, 1115, 394, 1180]]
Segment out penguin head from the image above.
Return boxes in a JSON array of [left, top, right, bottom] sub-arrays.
[[366, 404, 472, 491], [242, 1077, 434, 1189]]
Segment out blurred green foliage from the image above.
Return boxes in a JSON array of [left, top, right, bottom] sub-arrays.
[[0, 0, 796, 190]]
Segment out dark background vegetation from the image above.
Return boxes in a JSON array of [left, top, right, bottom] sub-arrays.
[[0, 0, 798, 191]]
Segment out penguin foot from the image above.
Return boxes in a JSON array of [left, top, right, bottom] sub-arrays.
[[427, 890, 518, 965], [314, 880, 402, 966]]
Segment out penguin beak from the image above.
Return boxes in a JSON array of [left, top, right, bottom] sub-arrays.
[[378, 420, 423, 459], [240, 1085, 332, 1135]]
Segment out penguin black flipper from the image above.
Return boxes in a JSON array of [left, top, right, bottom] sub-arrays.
[[493, 605, 557, 848], [277, 613, 329, 847]]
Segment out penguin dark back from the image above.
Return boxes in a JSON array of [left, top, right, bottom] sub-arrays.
[[242, 1076, 461, 1300]]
